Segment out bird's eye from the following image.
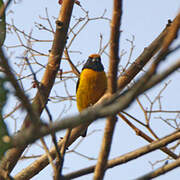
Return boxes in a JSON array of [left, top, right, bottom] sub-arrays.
[[92, 57, 100, 62]]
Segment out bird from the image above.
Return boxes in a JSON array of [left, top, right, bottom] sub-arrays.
[[76, 54, 107, 137]]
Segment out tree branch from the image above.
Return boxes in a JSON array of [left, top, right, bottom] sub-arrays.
[[0, 48, 40, 125], [94, 0, 122, 179], [62, 131, 180, 179], [0, 0, 75, 174], [135, 157, 180, 180], [141, 59, 180, 92], [117, 22, 169, 91], [118, 113, 178, 159]]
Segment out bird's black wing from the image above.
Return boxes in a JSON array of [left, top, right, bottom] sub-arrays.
[[76, 78, 80, 93]]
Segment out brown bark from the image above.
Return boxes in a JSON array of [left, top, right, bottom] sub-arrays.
[[63, 131, 180, 179], [0, 0, 75, 174], [94, 0, 122, 179]]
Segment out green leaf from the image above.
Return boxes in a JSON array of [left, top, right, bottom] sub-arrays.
[[0, 77, 10, 160], [0, 0, 6, 46]]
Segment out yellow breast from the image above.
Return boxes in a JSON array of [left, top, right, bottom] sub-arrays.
[[76, 69, 107, 112]]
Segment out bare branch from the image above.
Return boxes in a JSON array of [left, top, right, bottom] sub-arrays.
[[135, 157, 180, 180], [94, 0, 122, 179], [141, 59, 180, 92], [162, 12, 180, 51], [117, 21, 170, 91], [62, 131, 180, 179], [0, 0, 13, 18], [0, 48, 40, 125], [118, 113, 178, 159], [0, 0, 75, 174], [0, 167, 14, 180]]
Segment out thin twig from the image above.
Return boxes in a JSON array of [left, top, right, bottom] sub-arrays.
[[135, 158, 180, 180], [56, 129, 72, 178], [64, 48, 80, 77], [118, 113, 178, 159], [40, 138, 56, 173]]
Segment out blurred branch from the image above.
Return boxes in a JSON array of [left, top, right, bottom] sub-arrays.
[[94, 0, 122, 179], [0, 0, 12, 18], [141, 59, 180, 92], [62, 131, 180, 179], [0, 0, 75, 174], [0, 48, 40, 125], [25, 57, 62, 174], [0, 167, 13, 180]]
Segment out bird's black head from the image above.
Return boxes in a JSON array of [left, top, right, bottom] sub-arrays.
[[82, 54, 104, 72]]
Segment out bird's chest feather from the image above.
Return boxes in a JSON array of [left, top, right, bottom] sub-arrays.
[[76, 69, 107, 111]]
